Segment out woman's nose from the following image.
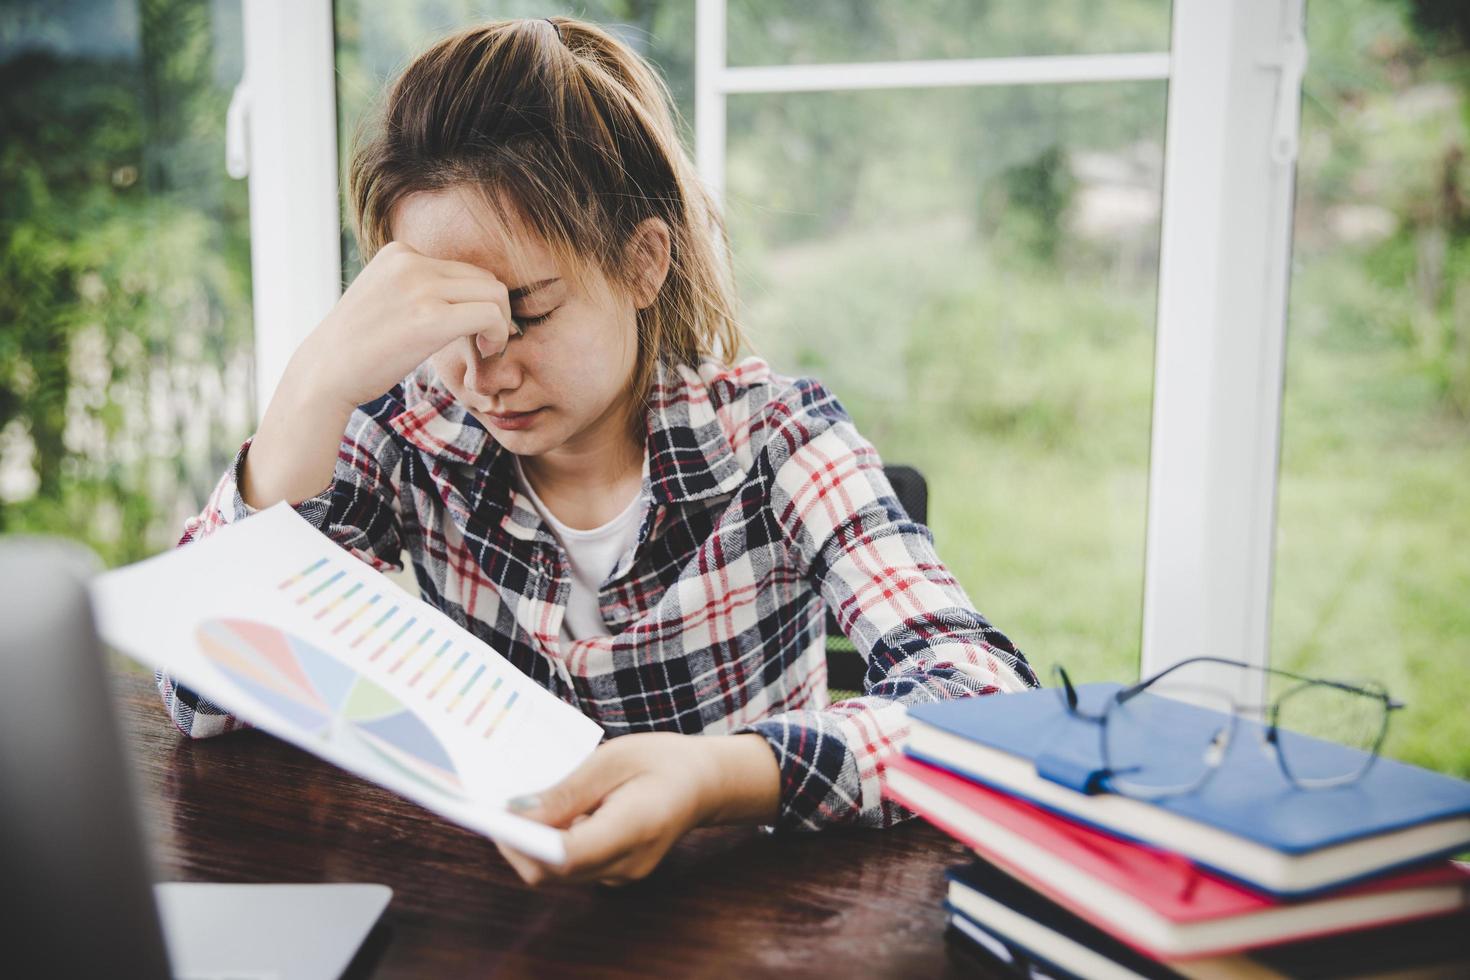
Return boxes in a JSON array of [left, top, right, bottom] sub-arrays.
[[464, 339, 521, 395]]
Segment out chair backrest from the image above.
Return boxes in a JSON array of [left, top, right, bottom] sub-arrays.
[[884, 464, 929, 529], [824, 464, 928, 694]]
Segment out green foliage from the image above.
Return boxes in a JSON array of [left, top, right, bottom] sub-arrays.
[[980, 146, 1078, 264], [1298, 0, 1470, 417], [0, 1, 253, 565], [723, 0, 1171, 65]]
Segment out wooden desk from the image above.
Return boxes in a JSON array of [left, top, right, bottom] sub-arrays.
[[112, 665, 998, 978]]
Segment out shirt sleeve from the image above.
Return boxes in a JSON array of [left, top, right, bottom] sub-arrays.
[[735, 380, 1039, 830], [157, 406, 406, 738]]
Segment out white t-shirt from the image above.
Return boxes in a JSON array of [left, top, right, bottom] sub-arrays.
[[513, 456, 648, 644]]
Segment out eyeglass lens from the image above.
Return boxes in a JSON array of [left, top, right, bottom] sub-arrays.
[[1270, 679, 1386, 787], [1103, 666, 1236, 799]]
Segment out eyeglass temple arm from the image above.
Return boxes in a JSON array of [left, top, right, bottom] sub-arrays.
[[1116, 656, 1255, 704], [1053, 664, 1080, 711], [1117, 656, 1401, 707]]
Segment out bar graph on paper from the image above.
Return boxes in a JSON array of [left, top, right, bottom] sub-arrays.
[[91, 502, 606, 863], [270, 557, 523, 742]]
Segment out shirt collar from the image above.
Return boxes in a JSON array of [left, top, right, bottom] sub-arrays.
[[385, 368, 490, 466], [386, 361, 746, 506]]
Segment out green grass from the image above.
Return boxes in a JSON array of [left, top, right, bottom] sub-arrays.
[[1272, 253, 1470, 777]]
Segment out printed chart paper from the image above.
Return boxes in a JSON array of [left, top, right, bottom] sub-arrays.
[[90, 503, 603, 864]]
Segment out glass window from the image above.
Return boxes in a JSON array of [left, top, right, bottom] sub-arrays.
[[726, 0, 1172, 67], [0, 0, 255, 565], [727, 81, 1168, 682], [1271, 1, 1470, 777]]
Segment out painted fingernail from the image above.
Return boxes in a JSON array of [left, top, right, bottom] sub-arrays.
[[506, 794, 539, 814]]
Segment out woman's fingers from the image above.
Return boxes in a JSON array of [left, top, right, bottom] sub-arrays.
[[516, 743, 637, 830], [434, 273, 513, 322], [434, 300, 513, 350], [555, 787, 653, 878], [493, 736, 705, 887], [495, 839, 554, 886], [433, 279, 518, 355], [385, 242, 512, 323], [427, 253, 508, 280]]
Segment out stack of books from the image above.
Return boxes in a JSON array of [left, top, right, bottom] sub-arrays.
[[883, 682, 1470, 979]]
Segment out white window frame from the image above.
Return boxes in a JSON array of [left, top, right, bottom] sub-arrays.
[[240, 0, 1304, 698], [232, 0, 342, 415], [1142, 0, 1304, 704]]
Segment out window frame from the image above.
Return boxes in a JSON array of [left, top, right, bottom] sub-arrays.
[[242, 0, 1304, 699], [1141, 0, 1304, 704], [234, 0, 342, 415]]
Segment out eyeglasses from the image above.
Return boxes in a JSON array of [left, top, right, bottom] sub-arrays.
[[1053, 656, 1405, 800]]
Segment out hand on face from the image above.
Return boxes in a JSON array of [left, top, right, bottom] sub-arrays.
[[303, 240, 515, 412]]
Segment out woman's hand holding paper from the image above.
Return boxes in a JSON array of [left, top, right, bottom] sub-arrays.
[[496, 732, 780, 886]]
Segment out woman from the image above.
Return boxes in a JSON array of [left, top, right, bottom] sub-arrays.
[[161, 15, 1037, 886]]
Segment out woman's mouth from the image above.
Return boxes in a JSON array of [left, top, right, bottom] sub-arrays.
[[485, 408, 544, 431]]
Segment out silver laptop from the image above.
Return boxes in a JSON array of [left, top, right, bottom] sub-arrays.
[[0, 541, 391, 980]]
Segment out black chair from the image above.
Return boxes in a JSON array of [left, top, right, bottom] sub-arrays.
[[825, 464, 929, 698]]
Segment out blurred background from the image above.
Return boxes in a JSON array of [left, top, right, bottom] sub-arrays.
[[1, 1, 1466, 777]]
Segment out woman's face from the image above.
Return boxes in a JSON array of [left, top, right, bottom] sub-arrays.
[[390, 186, 651, 461]]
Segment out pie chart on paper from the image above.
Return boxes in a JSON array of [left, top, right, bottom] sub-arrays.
[[195, 617, 464, 797]]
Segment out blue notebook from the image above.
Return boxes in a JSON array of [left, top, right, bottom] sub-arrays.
[[905, 684, 1470, 896]]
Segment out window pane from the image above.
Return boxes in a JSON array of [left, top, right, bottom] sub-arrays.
[[727, 0, 1171, 67], [1272, 3, 1470, 777], [0, 0, 255, 565], [334, 1, 695, 278], [727, 82, 1167, 682]]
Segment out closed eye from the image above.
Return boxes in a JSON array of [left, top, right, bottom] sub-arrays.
[[512, 308, 556, 331]]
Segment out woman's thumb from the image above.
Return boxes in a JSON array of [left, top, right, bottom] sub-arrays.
[[506, 753, 619, 829]]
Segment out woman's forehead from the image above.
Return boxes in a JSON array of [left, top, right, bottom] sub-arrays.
[[389, 186, 558, 286]]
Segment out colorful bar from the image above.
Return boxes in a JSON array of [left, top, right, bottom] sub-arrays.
[[465, 676, 504, 726], [332, 593, 380, 635], [370, 615, 418, 662], [351, 604, 399, 649], [314, 581, 362, 621], [428, 650, 471, 700], [388, 626, 436, 673], [447, 664, 486, 711], [410, 640, 453, 687], [482, 689, 520, 739], [277, 557, 328, 590], [296, 569, 345, 605]]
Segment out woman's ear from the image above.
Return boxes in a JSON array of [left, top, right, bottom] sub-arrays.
[[625, 218, 672, 310]]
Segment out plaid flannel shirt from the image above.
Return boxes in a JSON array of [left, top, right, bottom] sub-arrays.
[[158, 357, 1037, 829]]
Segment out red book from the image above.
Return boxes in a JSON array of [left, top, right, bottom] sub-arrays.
[[884, 754, 1470, 960]]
